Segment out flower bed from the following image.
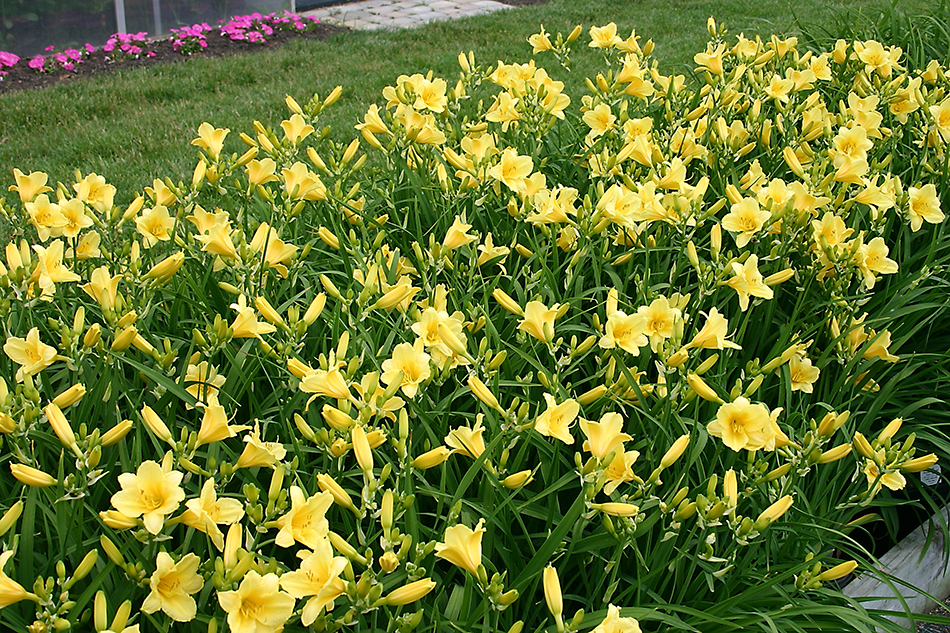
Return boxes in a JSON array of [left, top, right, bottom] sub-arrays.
[[0, 12, 339, 95], [0, 20, 948, 633]]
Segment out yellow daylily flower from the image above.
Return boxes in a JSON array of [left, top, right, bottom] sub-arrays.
[[181, 479, 245, 551], [192, 122, 230, 160], [135, 205, 175, 248], [534, 393, 578, 445], [580, 412, 631, 460], [4, 327, 58, 382], [707, 397, 775, 452], [218, 571, 295, 633], [9, 168, 52, 203], [234, 424, 286, 470], [141, 552, 203, 622], [381, 339, 432, 399], [725, 254, 773, 312], [435, 519, 485, 576], [279, 538, 347, 626], [592, 604, 642, 633], [518, 300, 560, 343], [110, 460, 185, 535], [0, 550, 35, 608], [275, 487, 333, 549]]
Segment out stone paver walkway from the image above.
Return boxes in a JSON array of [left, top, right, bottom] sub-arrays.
[[301, 0, 510, 30]]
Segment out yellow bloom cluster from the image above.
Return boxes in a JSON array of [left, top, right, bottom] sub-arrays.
[[0, 21, 946, 633]]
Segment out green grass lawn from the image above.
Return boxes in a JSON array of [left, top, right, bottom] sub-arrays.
[[0, 0, 919, 200]]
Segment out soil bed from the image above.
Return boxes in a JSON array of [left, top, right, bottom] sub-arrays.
[[0, 0, 549, 96]]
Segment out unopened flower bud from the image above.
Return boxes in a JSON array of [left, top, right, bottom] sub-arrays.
[[660, 435, 690, 469], [384, 579, 436, 606], [101, 419, 133, 446], [52, 383, 86, 409], [412, 446, 451, 470], [591, 502, 639, 517], [816, 443, 852, 464], [11, 463, 57, 487], [141, 405, 173, 444]]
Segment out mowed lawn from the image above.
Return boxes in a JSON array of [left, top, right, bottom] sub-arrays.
[[0, 0, 914, 199]]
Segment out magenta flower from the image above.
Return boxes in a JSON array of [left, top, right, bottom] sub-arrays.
[[0, 51, 20, 67], [28, 55, 46, 71]]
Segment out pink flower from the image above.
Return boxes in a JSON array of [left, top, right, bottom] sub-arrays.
[[28, 55, 46, 71], [147, 51, 156, 57], [63, 62, 74, 70], [85, 43, 95, 53], [0, 51, 20, 67], [45, 45, 55, 51]]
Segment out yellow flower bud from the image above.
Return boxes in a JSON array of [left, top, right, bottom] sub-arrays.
[[322, 405, 354, 431], [143, 252, 185, 283], [667, 348, 690, 367], [755, 495, 793, 529], [900, 453, 939, 472], [577, 384, 608, 405], [141, 405, 173, 444], [852, 432, 875, 459], [660, 435, 690, 469], [285, 95, 303, 115], [687, 374, 723, 403], [764, 268, 795, 286], [783, 146, 806, 179], [817, 410, 849, 437], [99, 536, 125, 566], [412, 446, 451, 470], [0, 501, 24, 538], [65, 550, 98, 589], [11, 463, 57, 487], [328, 530, 366, 564], [52, 383, 86, 409], [379, 550, 399, 572], [384, 579, 436, 606], [83, 323, 102, 348], [100, 419, 133, 446], [501, 470, 534, 489], [591, 502, 639, 517], [254, 297, 285, 328], [437, 322, 470, 358], [816, 443, 852, 464], [723, 469, 737, 506], [303, 293, 327, 326], [317, 226, 341, 250], [492, 288, 524, 316], [543, 565, 563, 620], [44, 403, 79, 453], [371, 284, 414, 311], [814, 560, 858, 582], [351, 425, 374, 473], [324, 85, 343, 107], [110, 326, 138, 352], [468, 375, 502, 412], [879, 418, 903, 441]]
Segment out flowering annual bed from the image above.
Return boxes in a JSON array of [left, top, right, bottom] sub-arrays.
[[1, 20, 949, 633], [0, 12, 328, 94]]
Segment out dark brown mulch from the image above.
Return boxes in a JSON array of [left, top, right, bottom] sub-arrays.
[[0, 23, 346, 96]]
